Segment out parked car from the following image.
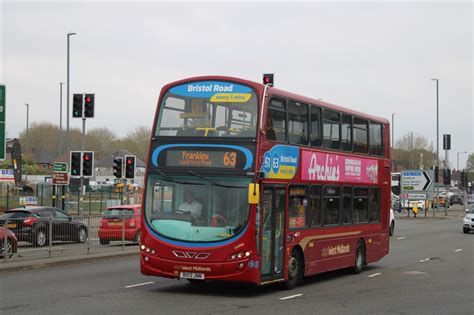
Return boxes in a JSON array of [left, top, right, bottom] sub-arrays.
[[432, 195, 449, 208], [468, 195, 474, 205], [463, 206, 474, 234], [98, 204, 141, 245], [0, 207, 88, 247], [389, 208, 395, 236], [449, 194, 463, 206], [0, 227, 17, 258]]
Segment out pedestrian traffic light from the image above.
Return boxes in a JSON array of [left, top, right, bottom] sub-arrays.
[[443, 168, 451, 185], [70, 151, 82, 177], [72, 94, 83, 118], [84, 94, 95, 118], [263, 73, 274, 86], [124, 155, 136, 179], [82, 151, 94, 177], [113, 157, 123, 179]]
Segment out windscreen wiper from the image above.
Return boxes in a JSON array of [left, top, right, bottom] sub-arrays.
[[157, 169, 203, 185], [187, 170, 246, 189]]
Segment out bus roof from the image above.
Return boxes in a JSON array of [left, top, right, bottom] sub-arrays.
[[161, 75, 389, 125]]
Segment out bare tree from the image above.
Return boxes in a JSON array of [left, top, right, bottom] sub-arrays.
[[394, 132, 436, 170], [86, 127, 117, 160], [118, 125, 151, 162]]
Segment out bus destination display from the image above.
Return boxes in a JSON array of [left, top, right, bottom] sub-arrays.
[[165, 149, 238, 168]]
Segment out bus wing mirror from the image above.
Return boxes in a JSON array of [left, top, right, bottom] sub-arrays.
[[248, 183, 260, 205]]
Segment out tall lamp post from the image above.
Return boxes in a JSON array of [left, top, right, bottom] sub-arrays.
[[66, 32, 76, 153], [24, 103, 29, 181], [391, 113, 397, 171], [431, 78, 439, 217], [59, 82, 64, 157]]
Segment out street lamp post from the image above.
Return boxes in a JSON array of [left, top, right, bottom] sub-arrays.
[[59, 82, 64, 157], [391, 113, 397, 171], [66, 32, 76, 153], [24, 103, 29, 181], [431, 78, 439, 217]]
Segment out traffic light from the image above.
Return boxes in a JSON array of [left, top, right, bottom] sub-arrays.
[[443, 134, 451, 150], [263, 73, 274, 85], [432, 166, 439, 183], [84, 94, 95, 118], [72, 94, 83, 118], [82, 151, 94, 177], [443, 168, 451, 185], [460, 170, 467, 189], [113, 157, 123, 179], [124, 155, 136, 179], [70, 151, 82, 177]]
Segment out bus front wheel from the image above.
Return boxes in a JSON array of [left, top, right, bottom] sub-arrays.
[[353, 241, 366, 274], [283, 249, 303, 290]]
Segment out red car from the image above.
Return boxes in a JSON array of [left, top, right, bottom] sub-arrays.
[[98, 205, 141, 245], [0, 227, 18, 258]]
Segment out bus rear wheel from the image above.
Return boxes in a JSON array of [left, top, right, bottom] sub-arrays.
[[283, 249, 303, 290]]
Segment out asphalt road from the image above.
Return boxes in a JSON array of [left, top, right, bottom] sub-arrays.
[[1, 215, 473, 315]]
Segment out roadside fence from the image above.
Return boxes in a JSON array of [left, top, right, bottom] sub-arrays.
[[1, 212, 141, 263]]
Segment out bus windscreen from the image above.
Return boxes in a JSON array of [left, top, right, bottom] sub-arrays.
[[155, 80, 258, 138]]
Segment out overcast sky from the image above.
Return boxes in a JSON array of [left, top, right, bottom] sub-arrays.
[[1, 1, 472, 168]]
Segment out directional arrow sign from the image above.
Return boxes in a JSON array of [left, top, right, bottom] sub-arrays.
[[401, 170, 433, 192]]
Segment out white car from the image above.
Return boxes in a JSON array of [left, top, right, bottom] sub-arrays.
[[390, 208, 395, 236], [463, 206, 474, 234]]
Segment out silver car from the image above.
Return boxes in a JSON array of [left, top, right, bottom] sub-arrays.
[[467, 195, 474, 205], [463, 206, 474, 234]]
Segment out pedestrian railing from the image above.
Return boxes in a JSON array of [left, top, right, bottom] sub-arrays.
[[1, 213, 141, 263]]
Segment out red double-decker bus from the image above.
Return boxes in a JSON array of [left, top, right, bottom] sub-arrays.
[[141, 76, 390, 289]]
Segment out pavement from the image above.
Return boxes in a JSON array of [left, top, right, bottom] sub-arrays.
[[0, 245, 139, 273], [395, 204, 468, 220]]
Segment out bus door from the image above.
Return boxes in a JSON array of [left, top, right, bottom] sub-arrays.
[[260, 186, 286, 282]]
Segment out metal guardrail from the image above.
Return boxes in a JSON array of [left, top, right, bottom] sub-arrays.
[[1, 213, 141, 262]]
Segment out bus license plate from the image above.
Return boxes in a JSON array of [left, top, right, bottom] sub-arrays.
[[180, 272, 205, 280]]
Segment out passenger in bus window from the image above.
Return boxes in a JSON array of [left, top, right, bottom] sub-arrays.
[[266, 116, 276, 140], [178, 191, 203, 217]]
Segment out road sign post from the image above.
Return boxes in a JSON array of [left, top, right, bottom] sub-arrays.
[[401, 170, 435, 218], [0, 85, 5, 161]]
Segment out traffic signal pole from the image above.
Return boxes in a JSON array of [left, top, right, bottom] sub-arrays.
[[79, 116, 86, 219], [444, 147, 448, 216]]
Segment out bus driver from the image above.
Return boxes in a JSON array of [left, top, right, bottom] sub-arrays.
[[178, 191, 203, 217]]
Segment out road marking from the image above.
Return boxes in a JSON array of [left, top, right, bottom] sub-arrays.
[[402, 271, 428, 275], [125, 281, 155, 288], [279, 294, 303, 300], [419, 258, 430, 263], [396, 237, 406, 240], [368, 273, 382, 278], [454, 249, 463, 252]]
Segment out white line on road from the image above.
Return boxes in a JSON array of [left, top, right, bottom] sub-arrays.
[[125, 281, 155, 288], [454, 249, 463, 252], [396, 237, 406, 240], [368, 273, 382, 278], [278, 294, 303, 300]]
